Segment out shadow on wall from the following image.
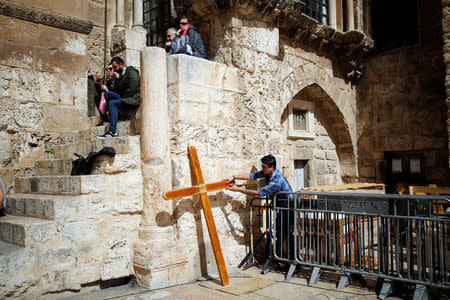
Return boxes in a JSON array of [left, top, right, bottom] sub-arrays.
[[281, 83, 357, 182]]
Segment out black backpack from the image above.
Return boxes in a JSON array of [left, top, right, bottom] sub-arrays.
[[71, 147, 116, 175]]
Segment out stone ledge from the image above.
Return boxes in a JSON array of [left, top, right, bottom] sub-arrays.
[[0, 0, 93, 35]]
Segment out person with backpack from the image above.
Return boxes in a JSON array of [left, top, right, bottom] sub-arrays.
[[179, 17, 207, 59], [166, 27, 193, 56]]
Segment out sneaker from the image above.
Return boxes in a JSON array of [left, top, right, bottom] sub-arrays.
[[97, 131, 118, 139]]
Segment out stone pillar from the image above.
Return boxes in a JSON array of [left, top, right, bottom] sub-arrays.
[[139, 47, 172, 225], [133, 47, 188, 289], [346, 0, 354, 30], [115, 0, 126, 28], [132, 0, 146, 32], [328, 0, 337, 30], [336, 0, 344, 31]]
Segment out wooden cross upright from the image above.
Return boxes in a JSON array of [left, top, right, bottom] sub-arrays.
[[164, 145, 230, 285]]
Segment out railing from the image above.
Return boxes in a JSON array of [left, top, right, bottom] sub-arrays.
[[246, 191, 450, 299]]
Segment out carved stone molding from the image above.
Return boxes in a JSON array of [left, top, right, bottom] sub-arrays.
[[0, 0, 93, 34]]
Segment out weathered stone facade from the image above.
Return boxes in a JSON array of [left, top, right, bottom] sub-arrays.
[[358, 0, 449, 185]]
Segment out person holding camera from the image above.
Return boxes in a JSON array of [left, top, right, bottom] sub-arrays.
[[98, 57, 140, 139]]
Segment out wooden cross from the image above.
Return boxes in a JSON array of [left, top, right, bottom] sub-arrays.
[[164, 145, 230, 285]]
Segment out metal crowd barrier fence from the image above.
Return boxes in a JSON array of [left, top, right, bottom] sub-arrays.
[[270, 191, 450, 300], [239, 196, 271, 270]]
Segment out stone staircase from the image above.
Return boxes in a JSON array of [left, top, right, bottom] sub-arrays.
[[0, 117, 144, 298]]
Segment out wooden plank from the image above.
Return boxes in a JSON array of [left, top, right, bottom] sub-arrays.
[[302, 183, 385, 192], [188, 145, 229, 285], [163, 180, 234, 200], [409, 185, 450, 195]]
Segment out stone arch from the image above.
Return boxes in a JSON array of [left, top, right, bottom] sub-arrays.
[[280, 67, 358, 180]]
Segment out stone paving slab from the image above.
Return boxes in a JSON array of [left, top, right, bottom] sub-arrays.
[[64, 266, 404, 300]]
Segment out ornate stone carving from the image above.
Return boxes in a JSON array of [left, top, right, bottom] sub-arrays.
[[0, 0, 93, 35], [174, 0, 374, 82]]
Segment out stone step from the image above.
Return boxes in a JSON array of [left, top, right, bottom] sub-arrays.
[[0, 215, 57, 247], [35, 158, 73, 176], [52, 136, 131, 159], [6, 194, 77, 220], [58, 120, 140, 145], [14, 175, 106, 195], [36, 135, 140, 175]]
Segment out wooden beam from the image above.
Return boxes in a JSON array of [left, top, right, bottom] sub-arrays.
[[188, 145, 229, 285], [164, 180, 235, 200]]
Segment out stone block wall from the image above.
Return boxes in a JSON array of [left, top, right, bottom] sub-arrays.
[[0, 0, 95, 192], [357, 0, 449, 184], [210, 14, 359, 186], [1, 136, 143, 298], [443, 0, 450, 168], [165, 13, 359, 277]]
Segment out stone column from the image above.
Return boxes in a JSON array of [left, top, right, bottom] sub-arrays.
[[336, 0, 344, 31], [328, 0, 337, 30], [132, 0, 146, 32], [346, 0, 354, 30], [115, 0, 126, 28], [139, 47, 172, 225], [134, 47, 188, 289]]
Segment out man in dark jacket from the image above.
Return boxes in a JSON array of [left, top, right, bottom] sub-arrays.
[[98, 57, 140, 138], [179, 17, 207, 59], [93, 64, 115, 126]]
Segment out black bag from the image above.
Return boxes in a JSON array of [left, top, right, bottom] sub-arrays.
[[71, 147, 116, 175]]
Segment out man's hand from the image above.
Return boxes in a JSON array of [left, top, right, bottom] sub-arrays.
[[227, 185, 240, 192], [165, 41, 172, 53], [94, 73, 101, 83], [101, 85, 108, 91], [225, 176, 235, 184], [113, 72, 120, 79]]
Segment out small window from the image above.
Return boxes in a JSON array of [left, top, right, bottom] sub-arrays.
[[304, 0, 329, 25], [287, 99, 315, 140]]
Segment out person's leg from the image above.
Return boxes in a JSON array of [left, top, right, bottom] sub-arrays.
[[108, 99, 121, 133], [104, 91, 121, 102]]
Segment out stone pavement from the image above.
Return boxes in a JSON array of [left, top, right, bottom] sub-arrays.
[[66, 266, 403, 300]]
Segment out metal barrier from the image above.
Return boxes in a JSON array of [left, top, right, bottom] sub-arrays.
[[270, 191, 450, 299], [239, 196, 271, 270]]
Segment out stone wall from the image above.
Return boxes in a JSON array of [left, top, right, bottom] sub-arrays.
[[0, 0, 93, 194], [443, 0, 450, 168], [163, 13, 360, 281], [357, 0, 449, 185], [1, 136, 143, 297], [209, 13, 359, 186]]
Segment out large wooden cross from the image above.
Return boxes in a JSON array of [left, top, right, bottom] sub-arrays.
[[164, 145, 230, 285]]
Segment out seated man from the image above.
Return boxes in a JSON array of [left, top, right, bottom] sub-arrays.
[[226, 155, 295, 260], [98, 57, 140, 138], [166, 27, 193, 56], [165, 28, 177, 53], [93, 64, 115, 126], [179, 16, 207, 59]]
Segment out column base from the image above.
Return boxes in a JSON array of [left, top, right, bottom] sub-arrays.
[[133, 226, 189, 289]]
